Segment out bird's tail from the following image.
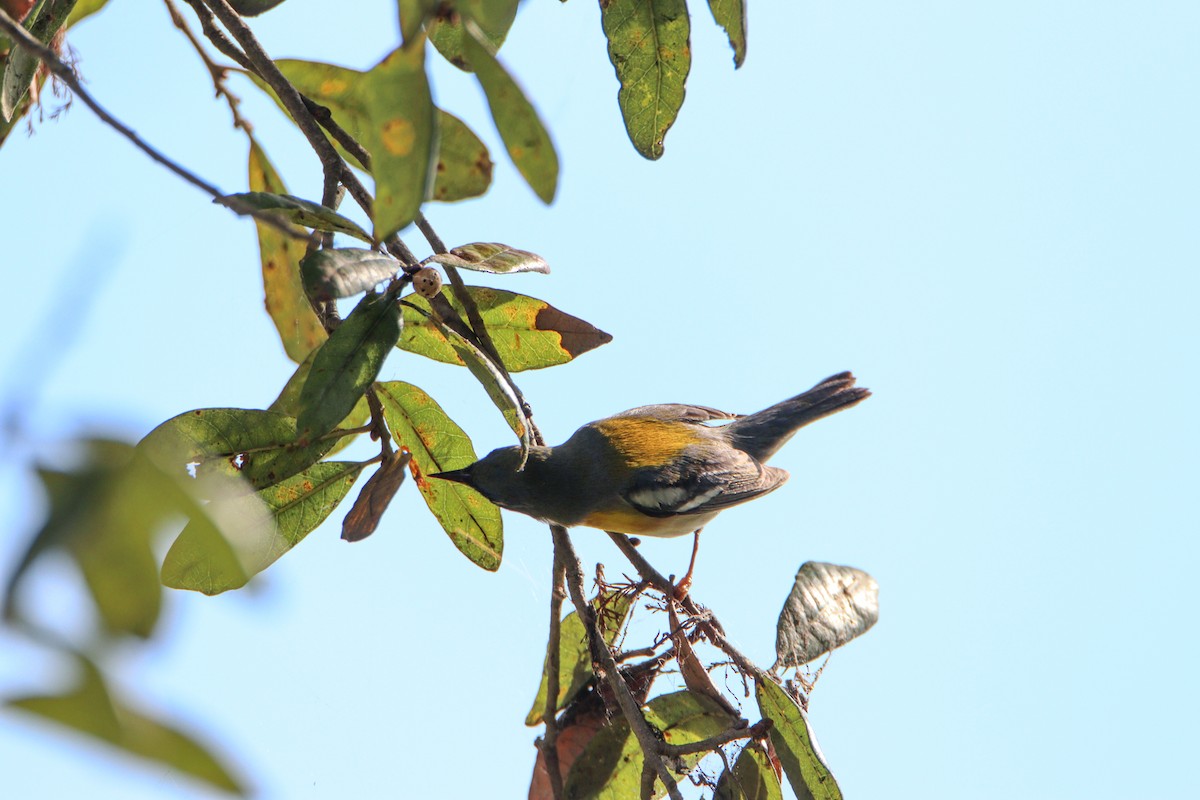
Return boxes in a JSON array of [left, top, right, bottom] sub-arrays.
[[727, 372, 870, 462]]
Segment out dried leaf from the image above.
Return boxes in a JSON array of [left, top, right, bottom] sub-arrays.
[[774, 562, 879, 669], [427, 242, 550, 274], [341, 449, 411, 542]]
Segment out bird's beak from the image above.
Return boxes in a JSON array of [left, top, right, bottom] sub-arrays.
[[431, 466, 473, 485]]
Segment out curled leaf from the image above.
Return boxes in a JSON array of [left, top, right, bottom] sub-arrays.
[[341, 449, 411, 542], [300, 247, 400, 302], [217, 191, 371, 242], [774, 562, 879, 669], [426, 242, 549, 275]]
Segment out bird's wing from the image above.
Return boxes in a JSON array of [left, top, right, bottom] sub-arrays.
[[609, 403, 740, 424], [620, 449, 789, 519]]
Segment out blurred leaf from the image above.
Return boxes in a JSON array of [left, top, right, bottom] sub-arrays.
[[296, 291, 402, 440], [341, 449, 410, 542], [774, 562, 879, 670], [139, 409, 334, 497], [427, 0, 518, 71], [65, 0, 109, 27], [430, 109, 492, 201], [564, 690, 734, 799], [300, 247, 399, 302], [3, 441, 226, 638], [2, 0, 79, 122], [7, 656, 247, 794], [463, 26, 558, 203], [706, 0, 746, 68], [525, 589, 634, 726], [227, 0, 287, 15], [374, 380, 502, 570], [162, 461, 363, 595], [600, 0, 691, 159], [248, 140, 327, 362], [358, 44, 436, 241], [218, 191, 371, 242], [397, 0, 438, 45], [427, 241, 549, 274], [715, 743, 783, 800], [755, 678, 842, 800], [400, 286, 611, 371]]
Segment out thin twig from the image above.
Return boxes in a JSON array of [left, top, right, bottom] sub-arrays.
[[606, 532, 765, 681], [0, 8, 302, 240], [163, 0, 251, 134]]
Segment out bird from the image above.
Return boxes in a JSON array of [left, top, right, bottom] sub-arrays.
[[433, 372, 869, 593]]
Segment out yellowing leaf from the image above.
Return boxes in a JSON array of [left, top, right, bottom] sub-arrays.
[[249, 141, 327, 362], [374, 380, 502, 570], [399, 287, 611, 371], [358, 44, 436, 240]]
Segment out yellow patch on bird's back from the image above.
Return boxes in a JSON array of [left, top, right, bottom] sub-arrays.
[[590, 418, 696, 468]]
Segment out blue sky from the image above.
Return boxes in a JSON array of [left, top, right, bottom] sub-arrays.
[[2, 1, 1198, 798]]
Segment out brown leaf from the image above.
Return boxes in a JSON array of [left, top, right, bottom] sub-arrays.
[[341, 450, 411, 542]]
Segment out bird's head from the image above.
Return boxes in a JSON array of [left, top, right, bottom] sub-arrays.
[[432, 447, 534, 512]]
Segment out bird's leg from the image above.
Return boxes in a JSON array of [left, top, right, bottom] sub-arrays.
[[672, 528, 703, 600]]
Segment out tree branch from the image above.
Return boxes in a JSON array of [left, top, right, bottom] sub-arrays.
[[538, 554, 568, 799], [553, 525, 685, 800]]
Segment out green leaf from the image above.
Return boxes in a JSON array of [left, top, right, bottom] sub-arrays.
[[397, 0, 438, 45], [564, 690, 734, 799], [162, 461, 363, 594], [400, 286, 611, 371], [431, 110, 493, 201], [250, 62, 490, 202], [248, 140, 327, 362], [462, 27, 558, 203], [218, 191, 371, 242], [269, 350, 369, 456], [525, 589, 634, 726], [427, 310, 529, 446], [715, 743, 783, 800], [427, 241, 549, 274], [300, 247, 400, 302], [427, 0, 519, 71], [374, 380, 503, 570], [7, 656, 246, 794], [755, 678, 842, 800], [599, 0, 691, 159], [774, 562, 879, 670], [139, 409, 334, 497], [296, 291, 402, 440], [358, 44, 436, 241], [2, 0, 80, 122], [706, 0, 747, 68]]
